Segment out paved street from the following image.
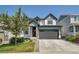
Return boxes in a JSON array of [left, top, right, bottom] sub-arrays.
[[39, 39, 79, 53]]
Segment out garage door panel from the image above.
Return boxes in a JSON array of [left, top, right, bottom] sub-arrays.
[[39, 30, 59, 39]]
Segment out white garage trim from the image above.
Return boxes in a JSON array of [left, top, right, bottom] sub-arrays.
[[38, 26, 62, 39]]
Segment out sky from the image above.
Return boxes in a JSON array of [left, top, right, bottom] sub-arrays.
[[0, 5, 79, 18]]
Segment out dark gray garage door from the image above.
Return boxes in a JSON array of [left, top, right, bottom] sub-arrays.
[[39, 29, 59, 39]]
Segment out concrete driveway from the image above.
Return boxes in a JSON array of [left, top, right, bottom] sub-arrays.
[[39, 39, 79, 53]]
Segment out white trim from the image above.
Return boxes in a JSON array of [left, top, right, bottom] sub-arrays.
[[73, 25, 76, 36], [59, 30, 61, 39]]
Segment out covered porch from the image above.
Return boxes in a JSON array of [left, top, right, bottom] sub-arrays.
[[69, 24, 79, 36]]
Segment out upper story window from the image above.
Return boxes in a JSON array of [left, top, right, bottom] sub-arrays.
[[77, 17, 79, 21], [73, 16, 79, 21], [47, 20, 53, 24], [74, 16, 77, 21]]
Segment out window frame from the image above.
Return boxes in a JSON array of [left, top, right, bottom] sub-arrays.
[[69, 26, 73, 32], [47, 20, 53, 24], [74, 16, 77, 21], [76, 26, 79, 32]]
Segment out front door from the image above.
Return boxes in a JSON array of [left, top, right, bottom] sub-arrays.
[[32, 27, 36, 37]]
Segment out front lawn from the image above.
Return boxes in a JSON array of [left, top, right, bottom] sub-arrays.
[[0, 41, 35, 53]]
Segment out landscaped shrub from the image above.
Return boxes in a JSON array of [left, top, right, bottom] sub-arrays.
[[75, 34, 79, 43], [29, 39, 33, 42], [25, 38, 30, 41], [65, 35, 76, 42], [10, 37, 16, 44], [17, 37, 25, 43], [10, 37, 25, 44]]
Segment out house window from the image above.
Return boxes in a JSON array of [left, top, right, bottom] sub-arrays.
[[74, 16, 77, 21], [48, 20, 52, 24], [73, 16, 79, 21], [77, 17, 79, 21], [76, 26, 79, 32], [69, 26, 73, 32]]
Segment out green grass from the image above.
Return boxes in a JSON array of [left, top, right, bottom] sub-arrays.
[[0, 41, 35, 53]]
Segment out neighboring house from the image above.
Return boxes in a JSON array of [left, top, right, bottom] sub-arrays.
[[24, 13, 62, 39], [0, 28, 14, 44], [57, 14, 79, 37]]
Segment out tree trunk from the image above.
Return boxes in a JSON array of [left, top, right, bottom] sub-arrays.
[[15, 34, 18, 45]]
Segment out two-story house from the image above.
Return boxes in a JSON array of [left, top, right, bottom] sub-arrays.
[[24, 13, 62, 39], [57, 14, 79, 37]]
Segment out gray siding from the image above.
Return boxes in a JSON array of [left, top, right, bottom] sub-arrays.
[[57, 16, 70, 36]]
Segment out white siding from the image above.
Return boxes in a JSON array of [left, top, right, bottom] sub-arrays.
[[2, 31, 14, 44], [28, 22, 39, 39], [30, 22, 37, 26], [45, 16, 56, 25], [40, 16, 56, 25], [70, 16, 79, 23], [53, 20, 56, 25], [40, 20, 45, 25], [70, 16, 75, 23]]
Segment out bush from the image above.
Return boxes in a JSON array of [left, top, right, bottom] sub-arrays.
[[10, 37, 25, 44], [25, 38, 30, 41], [75, 34, 79, 43], [10, 37, 16, 44], [17, 37, 24, 43], [65, 35, 76, 42], [75, 34, 79, 39], [65, 34, 79, 43]]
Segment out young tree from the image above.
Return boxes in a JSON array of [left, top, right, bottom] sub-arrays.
[[0, 7, 29, 44], [11, 7, 29, 44]]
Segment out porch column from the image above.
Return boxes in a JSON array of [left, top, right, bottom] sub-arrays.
[[36, 26, 39, 39], [73, 25, 76, 36], [30, 27, 32, 38], [59, 29, 61, 39], [28, 27, 31, 38]]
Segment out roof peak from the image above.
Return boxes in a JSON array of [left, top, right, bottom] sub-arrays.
[[44, 13, 57, 20], [34, 16, 40, 18]]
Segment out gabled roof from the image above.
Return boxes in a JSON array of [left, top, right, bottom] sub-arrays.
[[44, 13, 57, 20], [29, 16, 40, 25], [29, 20, 39, 25], [34, 16, 41, 21], [29, 13, 57, 25], [61, 14, 79, 16], [29, 16, 42, 25], [58, 15, 68, 22], [58, 14, 79, 22], [34, 16, 40, 20]]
